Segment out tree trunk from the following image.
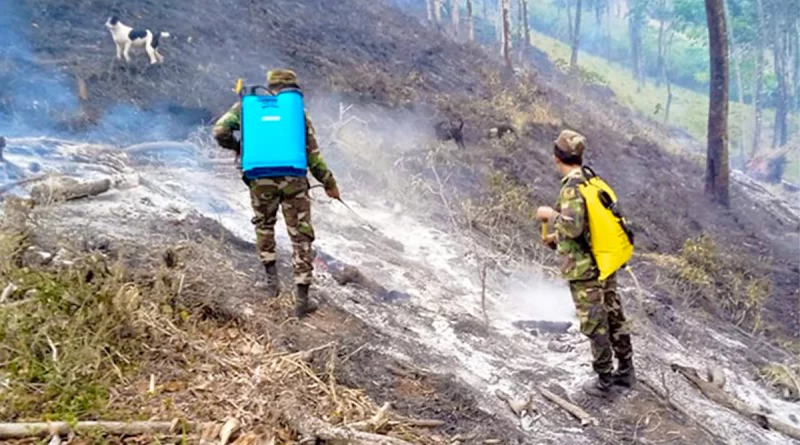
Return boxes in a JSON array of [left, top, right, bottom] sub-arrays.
[[502, 0, 513, 68], [595, 0, 604, 26], [791, 20, 799, 111], [496, 1, 503, 45], [656, 13, 665, 87], [451, 0, 461, 38], [570, 0, 583, 68], [521, 0, 530, 55], [772, 15, 790, 148], [704, 0, 730, 207], [628, 0, 645, 90], [723, 0, 746, 162], [434, 0, 442, 23], [427, 0, 434, 21], [566, 0, 574, 45], [663, 31, 675, 123], [467, 0, 475, 41], [751, 0, 765, 157]]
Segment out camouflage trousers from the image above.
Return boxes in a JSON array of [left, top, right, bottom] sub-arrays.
[[569, 273, 633, 375], [248, 176, 315, 285]]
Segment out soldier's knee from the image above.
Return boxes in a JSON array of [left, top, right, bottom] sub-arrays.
[[297, 221, 315, 238], [579, 315, 601, 337]]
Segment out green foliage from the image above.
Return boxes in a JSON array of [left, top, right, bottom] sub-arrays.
[[554, 57, 610, 85], [645, 234, 771, 332], [0, 231, 146, 420]]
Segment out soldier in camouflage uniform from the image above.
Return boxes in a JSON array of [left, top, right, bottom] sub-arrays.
[[212, 69, 339, 318], [536, 130, 635, 397]]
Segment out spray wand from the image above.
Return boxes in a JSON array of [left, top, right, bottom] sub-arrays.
[[334, 197, 378, 232], [309, 184, 378, 232]]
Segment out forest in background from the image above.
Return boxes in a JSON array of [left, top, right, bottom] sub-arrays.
[[419, 0, 800, 181]]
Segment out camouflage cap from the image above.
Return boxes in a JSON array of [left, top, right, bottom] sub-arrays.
[[554, 130, 587, 157], [267, 69, 299, 87]]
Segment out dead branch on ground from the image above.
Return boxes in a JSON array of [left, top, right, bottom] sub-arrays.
[[0, 174, 49, 197], [0, 420, 196, 439], [538, 386, 597, 426], [0, 283, 17, 303], [31, 178, 111, 204], [671, 363, 800, 441], [280, 396, 417, 445]]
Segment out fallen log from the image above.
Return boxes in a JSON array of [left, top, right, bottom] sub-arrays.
[[671, 363, 800, 441], [31, 178, 111, 204], [0, 420, 196, 439], [538, 386, 597, 426]]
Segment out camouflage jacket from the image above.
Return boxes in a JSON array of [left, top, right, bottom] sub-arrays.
[[212, 101, 338, 190], [550, 168, 598, 282]]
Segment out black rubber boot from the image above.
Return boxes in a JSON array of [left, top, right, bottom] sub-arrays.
[[294, 284, 318, 318], [612, 359, 636, 388], [264, 262, 280, 298], [582, 373, 614, 397]]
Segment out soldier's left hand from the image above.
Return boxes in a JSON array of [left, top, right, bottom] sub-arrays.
[[535, 206, 555, 221], [543, 233, 558, 250], [325, 185, 341, 200]]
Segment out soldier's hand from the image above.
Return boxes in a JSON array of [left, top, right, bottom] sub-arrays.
[[542, 233, 557, 250], [535, 206, 555, 222], [325, 185, 340, 200]]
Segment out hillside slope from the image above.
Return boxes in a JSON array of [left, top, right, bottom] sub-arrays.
[[1, 0, 799, 444]]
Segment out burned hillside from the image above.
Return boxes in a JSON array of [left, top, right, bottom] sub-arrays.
[[0, 0, 799, 444]]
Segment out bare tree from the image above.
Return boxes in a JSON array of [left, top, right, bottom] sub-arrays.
[[662, 30, 676, 123], [772, 12, 790, 148], [791, 19, 800, 112], [502, 0, 513, 68], [751, 0, 765, 157], [704, 0, 730, 206], [434, 0, 443, 23], [566, 0, 574, 44], [723, 0, 746, 161], [451, 0, 461, 38], [496, 1, 503, 44], [467, 0, 475, 41], [628, 0, 646, 90], [520, 0, 531, 57], [570, 0, 583, 68], [427, 0, 435, 21]]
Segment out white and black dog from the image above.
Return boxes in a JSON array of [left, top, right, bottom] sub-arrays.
[[104, 16, 169, 64]]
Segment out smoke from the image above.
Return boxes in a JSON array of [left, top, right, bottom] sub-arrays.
[[0, 1, 81, 136], [498, 270, 577, 323]]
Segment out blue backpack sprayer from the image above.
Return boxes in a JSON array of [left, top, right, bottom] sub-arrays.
[[233, 79, 376, 231], [236, 79, 308, 181]]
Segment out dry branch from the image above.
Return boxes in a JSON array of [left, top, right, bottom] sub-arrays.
[[0, 421, 197, 439], [31, 178, 111, 204], [671, 363, 800, 441], [0, 174, 49, 197], [538, 387, 597, 426], [280, 398, 416, 445], [0, 283, 18, 303]]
